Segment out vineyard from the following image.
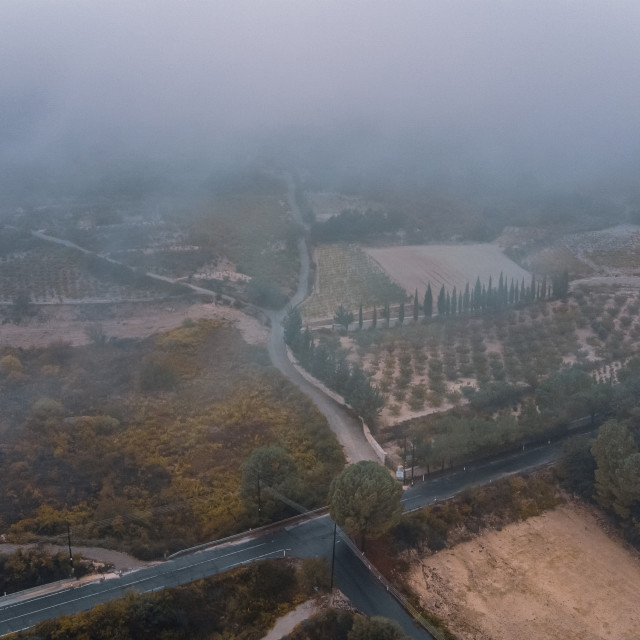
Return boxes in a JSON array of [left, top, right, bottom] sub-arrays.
[[365, 243, 531, 296], [300, 243, 406, 320]]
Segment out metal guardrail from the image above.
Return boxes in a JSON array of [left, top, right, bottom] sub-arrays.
[[0, 580, 66, 604], [167, 507, 328, 560]]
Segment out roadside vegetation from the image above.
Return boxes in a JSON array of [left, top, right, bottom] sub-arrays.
[[0, 319, 344, 558], [0, 548, 94, 595], [284, 610, 411, 640], [389, 470, 561, 558], [7, 559, 329, 640]]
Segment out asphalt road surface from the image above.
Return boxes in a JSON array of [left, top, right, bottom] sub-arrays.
[[0, 514, 430, 639], [1, 435, 595, 638], [401, 431, 594, 512]]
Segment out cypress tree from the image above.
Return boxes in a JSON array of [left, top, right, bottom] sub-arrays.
[[561, 268, 569, 299], [463, 282, 470, 313], [474, 277, 482, 311], [530, 274, 536, 302], [451, 286, 457, 315], [413, 289, 419, 323], [437, 285, 446, 316], [358, 303, 363, 330], [423, 284, 433, 321], [372, 305, 377, 329], [398, 301, 405, 325]]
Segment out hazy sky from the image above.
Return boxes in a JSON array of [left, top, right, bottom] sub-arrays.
[[1, 1, 639, 185]]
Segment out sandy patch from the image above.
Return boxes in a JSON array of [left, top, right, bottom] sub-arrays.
[[409, 503, 640, 640], [0, 299, 268, 349], [262, 599, 320, 640]]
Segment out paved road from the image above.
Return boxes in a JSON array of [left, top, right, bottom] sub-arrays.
[[0, 514, 430, 639], [401, 430, 594, 512], [1, 433, 596, 638], [267, 173, 378, 463]]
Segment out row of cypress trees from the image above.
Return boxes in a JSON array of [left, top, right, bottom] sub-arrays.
[[360, 269, 570, 328]]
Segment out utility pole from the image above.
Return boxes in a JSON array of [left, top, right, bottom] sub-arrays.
[[66, 521, 74, 576], [411, 440, 415, 485], [402, 436, 407, 485], [330, 521, 337, 591], [257, 473, 262, 524]]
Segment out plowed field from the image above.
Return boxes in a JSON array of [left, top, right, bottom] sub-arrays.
[[365, 244, 530, 295]]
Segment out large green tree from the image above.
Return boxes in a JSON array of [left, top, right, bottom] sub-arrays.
[[423, 284, 432, 321], [241, 445, 297, 524], [591, 421, 640, 520], [328, 461, 402, 550]]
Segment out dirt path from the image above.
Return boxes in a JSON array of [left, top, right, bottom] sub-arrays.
[[261, 599, 320, 640], [0, 298, 268, 348], [409, 503, 640, 640], [268, 173, 379, 464], [0, 543, 148, 571]]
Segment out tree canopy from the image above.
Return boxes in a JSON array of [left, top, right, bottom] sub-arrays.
[[591, 420, 640, 525], [334, 305, 355, 332], [328, 461, 402, 549]]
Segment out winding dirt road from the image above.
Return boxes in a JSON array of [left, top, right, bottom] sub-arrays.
[[267, 173, 378, 463]]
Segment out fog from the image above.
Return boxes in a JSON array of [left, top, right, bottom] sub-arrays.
[[2, 1, 639, 198]]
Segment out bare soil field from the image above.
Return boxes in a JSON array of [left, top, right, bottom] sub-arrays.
[[365, 244, 530, 296], [409, 503, 640, 640], [0, 299, 268, 349]]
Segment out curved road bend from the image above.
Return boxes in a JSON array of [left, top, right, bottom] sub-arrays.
[[267, 173, 378, 463], [32, 182, 378, 463]]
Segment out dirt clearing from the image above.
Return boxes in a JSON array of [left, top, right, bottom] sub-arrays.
[[365, 244, 530, 295], [0, 299, 268, 349], [409, 503, 640, 640]]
